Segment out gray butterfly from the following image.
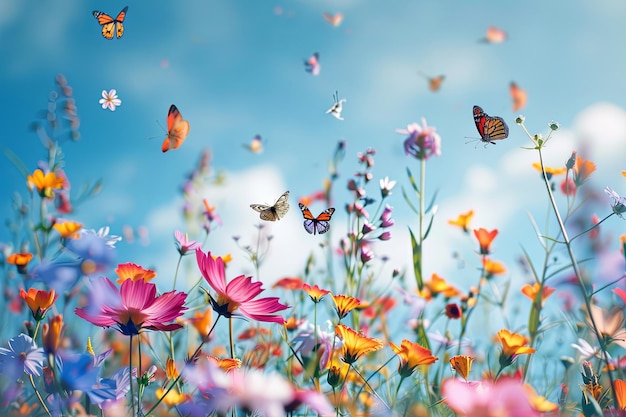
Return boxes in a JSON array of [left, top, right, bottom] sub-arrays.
[[250, 191, 290, 221]]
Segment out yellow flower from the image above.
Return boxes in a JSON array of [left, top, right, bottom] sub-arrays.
[[449, 355, 474, 380], [27, 169, 64, 198], [523, 384, 559, 412], [155, 388, 190, 407], [448, 210, 474, 233], [424, 273, 460, 298], [483, 258, 506, 277], [497, 329, 535, 366], [521, 283, 555, 305], [331, 294, 361, 320], [53, 221, 82, 239], [188, 308, 213, 338], [335, 324, 383, 364], [115, 262, 157, 283], [19, 288, 58, 321], [531, 162, 567, 179], [389, 339, 438, 378]]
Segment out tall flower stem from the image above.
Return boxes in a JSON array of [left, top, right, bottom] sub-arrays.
[[129, 333, 136, 417], [29, 374, 52, 417]]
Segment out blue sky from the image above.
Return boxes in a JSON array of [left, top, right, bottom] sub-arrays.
[[1, 0, 626, 321]]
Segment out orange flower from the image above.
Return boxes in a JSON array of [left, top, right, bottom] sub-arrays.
[[362, 296, 396, 319], [448, 210, 474, 233], [188, 308, 213, 338], [115, 262, 157, 283], [302, 283, 330, 303], [497, 329, 536, 366], [474, 228, 498, 255], [614, 379, 626, 410], [207, 356, 242, 372], [19, 288, 57, 321], [332, 294, 361, 320], [483, 258, 506, 277], [272, 276, 304, 290], [521, 283, 555, 305], [237, 327, 270, 340], [166, 357, 178, 380], [155, 388, 190, 407], [573, 156, 596, 186], [389, 339, 438, 377], [53, 221, 82, 239], [335, 324, 383, 364], [523, 384, 559, 412], [449, 355, 474, 380], [531, 162, 567, 179], [27, 169, 64, 198], [7, 252, 33, 274], [42, 314, 64, 354], [424, 273, 460, 298]]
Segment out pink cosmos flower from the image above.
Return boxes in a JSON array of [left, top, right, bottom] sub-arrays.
[[174, 230, 201, 255], [74, 277, 187, 335], [196, 249, 289, 324]]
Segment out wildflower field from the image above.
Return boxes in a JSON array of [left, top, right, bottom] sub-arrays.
[[1, 1, 626, 416]]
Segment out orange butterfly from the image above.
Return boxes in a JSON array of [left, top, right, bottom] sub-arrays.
[[162, 105, 190, 152], [298, 203, 335, 235], [418, 72, 445, 92], [322, 12, 344, 27], [93, 6, 128, 39], [509, 82, 527, 112]]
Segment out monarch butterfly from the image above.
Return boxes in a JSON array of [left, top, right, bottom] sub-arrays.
[[250, 191, 290, 221], [509, 82, 528, 112], [473, 105, 509, 145], [93, 6, 128, 39], [322, 12, 344, 27], [162, 105, 190, 152], [298, 203, 335, 235], [304, 52, 321, 76], [326, 91, 347, 120]]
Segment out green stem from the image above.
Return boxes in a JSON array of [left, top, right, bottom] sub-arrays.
[[29, 374, 52, 417], [129, 334, 136, 417], [172, 254, 183, 291]]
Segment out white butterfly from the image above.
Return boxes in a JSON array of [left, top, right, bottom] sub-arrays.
[[326, 91, 347, 120], [250, 191, 290, 221]]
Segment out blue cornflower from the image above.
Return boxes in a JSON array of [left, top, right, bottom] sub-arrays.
[[0, 334, 45, 381]]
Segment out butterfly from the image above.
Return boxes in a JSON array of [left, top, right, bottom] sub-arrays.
[[162, 105, 190, 152], [298, 203, 335, 235], [250, 191, 290, 221], [322, 12, 344, 27], [509, 82, 528, 112], [472, 105, 509, 145], [326, 91, 347, 120], [479, 26, 507, 43], [243, 134, 263, 153], [304, 52, 321, 76], [418, 72, 445, 92], [93, 6, 128, 39]]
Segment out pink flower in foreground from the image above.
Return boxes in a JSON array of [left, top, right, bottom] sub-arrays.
[[74, 277, 187, 336], [442, 378, 541, 417], [196, 249, 289, 324]]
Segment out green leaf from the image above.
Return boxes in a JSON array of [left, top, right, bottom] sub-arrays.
[[425, 189, 439, 214], [423, 213, 437, 241], [401, 186, 419, 215], [405, 167, 420, 195], [409, 227, 423, 291]]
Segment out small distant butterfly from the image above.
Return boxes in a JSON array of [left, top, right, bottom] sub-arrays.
[[418, 72, 445, 92], [243, 134, 264, 153], [322, 12, 344, 27], [250, 191, 290, 221], [304, 52, 321, 76], [93, 6, 128, 39], [326, 91, 347, 120], [509, 82, 528, 112], [298, 203, 335, 235], [162, 105, 190, 152], [472, 105, 509, 145], [479, 26, 507, 43]]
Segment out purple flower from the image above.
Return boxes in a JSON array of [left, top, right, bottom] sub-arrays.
[[379, 231, 392, 241], [57, 352, 101, 392], [0, 334, 45, 381], [605, 186, 626, 219], [32, 261, 83, 293], [362, 222, 377, 234], [175, 230, 201, 255], [88, 367, 134, 409], [381, 205, 394, 228], [360, 241, 374, 263], [397, 118, 442, 160]]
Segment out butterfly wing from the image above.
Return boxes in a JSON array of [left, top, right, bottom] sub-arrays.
[[251, 191, 289, 222], [93, 7, 127, 39], [510, 82, 527, 111], [473, 106, 487, 140], [304, 53, 320, 75], [162, 105, 190, 152], [272, 191, 290, 220], [313, 208, 335, 235], [114, 7, 128, 38], [428, 75, 445, 92], [298, 203, 316, 234], [484, 116, 509, 141]]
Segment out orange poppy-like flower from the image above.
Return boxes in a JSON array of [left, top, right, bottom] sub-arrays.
[[7, 252, 33, 274], [531, 162, 567, 179], [53, 221, 83, 239], [332, 294, 362, 320], [614, 379, 626, 410], [483, 258, 506, 277], [166, 357, 179, 380], [302, 283, 330, 303], [573, 156, 596, 186], [237, 327, 270, 340], [155, 388, 190, 407], [284, 316, 302, 331], [448, 210, 474, 233], [497, 329, 536, 366], [42, 314, 64, 354], [523, 384, 559, 412], [362, 296, 396, 319], [474, 228, 498, 255], [19, 288, 58, 321], [207, 355, 242, 372], [389, 339, 438, 377], [27, 169, 64, 198], [521, 283, 555, 305], [115, 262, 157, 283], [188, 308, 213, 338], [335, 324, 383, 365], [424, 273, 460, 298], [272, 276, 304, 290], [449, 355, 474, 380]]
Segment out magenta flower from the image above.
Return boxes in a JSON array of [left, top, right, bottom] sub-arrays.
[[397, 118, 442, 160], [196, 249, 289, 324], [174, 230, 201, 255], [74, 277, 187, 335]]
